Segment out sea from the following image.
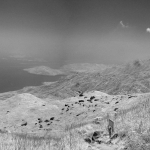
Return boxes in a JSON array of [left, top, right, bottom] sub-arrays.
[[0, 56, 62, 93]]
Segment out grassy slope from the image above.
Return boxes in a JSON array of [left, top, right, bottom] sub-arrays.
[[1, 92, 150, 150]]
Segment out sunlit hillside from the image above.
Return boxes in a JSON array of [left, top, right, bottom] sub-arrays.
[[19, 60, 150, 99]]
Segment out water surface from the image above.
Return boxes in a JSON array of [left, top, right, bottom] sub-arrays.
[[0, 57, 62, 93]]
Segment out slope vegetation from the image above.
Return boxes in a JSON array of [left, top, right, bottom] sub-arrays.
[[19, 59, 150, 99], [0, 91, 150, 149]]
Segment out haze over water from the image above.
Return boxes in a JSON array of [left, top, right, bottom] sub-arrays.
[[0, 56, 62, 93]]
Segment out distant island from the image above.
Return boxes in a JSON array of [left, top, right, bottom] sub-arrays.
[[24, 63, 113, 76], [24, 66, 64, 76]]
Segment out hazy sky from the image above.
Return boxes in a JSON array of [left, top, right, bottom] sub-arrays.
[[0, 0, 150, 67]]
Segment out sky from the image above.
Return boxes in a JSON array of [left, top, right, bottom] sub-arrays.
[[0, 0, 150, 67]]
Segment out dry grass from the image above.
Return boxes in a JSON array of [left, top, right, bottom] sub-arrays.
[[0, 132, 56, 150], [112, 97, 150, 150], [64, 96, 150, 149], [0, 128, 88, 150], [1, 95, 150, 149]]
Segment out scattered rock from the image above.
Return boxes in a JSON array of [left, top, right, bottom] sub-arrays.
[[94, 99, 99, 101], [95, 140, 102, 144], [114, 108, 118, 111], [90, 96, 95, 100], [21, 122, 27, 126], [79, 92, 83, 97], [92, 131, 101, 141], [38, 120, 42, 123], [44, 120, 49, 123], [76, 114, 80, 116], [79, 100, 84, 102], [93, 131, 101, 138], [50, 117, 54, 120], [87, 99, 92, 103], [84, 137, 92, 143]]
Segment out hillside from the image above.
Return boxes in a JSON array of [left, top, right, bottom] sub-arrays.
[[0, 90, 149, 134], [19, 59, 150, 99], [1, 90, 150, 149]]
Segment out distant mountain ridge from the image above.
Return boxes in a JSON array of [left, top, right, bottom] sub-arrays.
[[19, 59, 150, 99]]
